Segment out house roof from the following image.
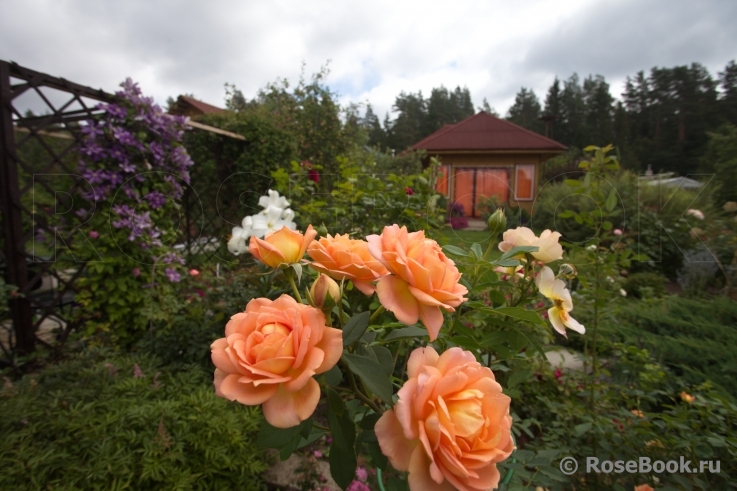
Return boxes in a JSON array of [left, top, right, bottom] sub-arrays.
[[170, 95, 225, 116], [411, 111, 567, 152]]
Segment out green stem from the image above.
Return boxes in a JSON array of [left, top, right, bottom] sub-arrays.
[[500, 433, 517, 486], [285, 269, 303, 304], [345, 363, 383, 414], [376, 468, 387, 491], [369, 305, 385, 323]]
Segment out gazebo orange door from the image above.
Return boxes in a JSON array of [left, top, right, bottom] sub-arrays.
[[453, 167, 508, 218]]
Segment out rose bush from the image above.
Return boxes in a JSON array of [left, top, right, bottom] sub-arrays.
[[211, 196, 582, 490]]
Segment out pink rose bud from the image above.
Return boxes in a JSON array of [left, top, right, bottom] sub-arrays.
[[613, 229, 623, 236], [132, 267, 141, 277], [189, 269, 200, 276], [88, 230, 99, 239]]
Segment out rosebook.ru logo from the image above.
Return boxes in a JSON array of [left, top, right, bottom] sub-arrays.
[[559, 456, 721, 476]]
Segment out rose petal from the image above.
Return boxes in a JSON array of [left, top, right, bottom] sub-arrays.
[[375, 409, 417, 472], [262, 378, 320, 428], [376, 275, 420, 326], [408, 445, 455, 491], [218, 373, 278, 405]]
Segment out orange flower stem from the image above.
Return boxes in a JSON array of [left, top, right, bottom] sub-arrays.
[[369, 305, 385, 323]]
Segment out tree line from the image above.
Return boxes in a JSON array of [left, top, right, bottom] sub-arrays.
[[361, 60, 737, 176]]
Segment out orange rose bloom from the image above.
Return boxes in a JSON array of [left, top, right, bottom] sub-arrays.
[[375, 347, 514, 491], [210, 294, 343, 428], [307, 234, 388, 295], [249, 225, 317, 268], [635, 485, 654, 491], [367, 225, 467, 340]]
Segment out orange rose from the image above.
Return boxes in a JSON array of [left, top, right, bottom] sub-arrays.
[[210, 294, 343, 428], [307, 234, 388, 295], [635, 485, 654, 491], [499, 226, 563, 263], [367, 225, 467, 341], [680, 391, 695, 403], [376, 347, 514, 491], [249, 225, 317, 268]]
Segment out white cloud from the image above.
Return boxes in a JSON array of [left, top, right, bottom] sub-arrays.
[[0, 0, 734, 119]]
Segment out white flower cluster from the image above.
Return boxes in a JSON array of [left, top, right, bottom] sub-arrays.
[[227, 190, 297, 255]]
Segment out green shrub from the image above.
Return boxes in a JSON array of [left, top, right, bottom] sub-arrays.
[[272, 155, 445, 236], [623, 272, 668, 299], [0, 349, 268, 490], [601, 296, 737, 398], [136, 265, 288, 372], [513, 344, 737, 490]]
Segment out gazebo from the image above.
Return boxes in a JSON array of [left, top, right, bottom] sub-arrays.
[[412, 111, 567, 216]]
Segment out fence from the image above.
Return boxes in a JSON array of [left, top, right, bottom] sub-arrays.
[[0, 61, 246, 366]]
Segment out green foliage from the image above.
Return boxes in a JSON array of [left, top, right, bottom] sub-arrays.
[[602, 296, 737, 398], [136, 266, 287, 371], [700, 123, 737, 204], [517, 347, 737, 490], [532, 170, 636, 242], [506, 87, 544, 134], [271, 156, 445, 236], [622, 272, 667, 299], [0, 349, 268, 490], [183, 109, 298, 223], [369, 85, 475, 151]]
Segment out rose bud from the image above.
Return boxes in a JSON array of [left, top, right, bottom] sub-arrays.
[[309, 274, 341, 312], [487, 208, 507, 237]]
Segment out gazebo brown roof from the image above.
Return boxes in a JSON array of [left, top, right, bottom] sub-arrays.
[[412, 111, 567, 152], [169, 95, 226, 117]]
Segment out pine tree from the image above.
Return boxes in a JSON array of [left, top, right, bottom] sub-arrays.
[[506, 87, 543, 134]]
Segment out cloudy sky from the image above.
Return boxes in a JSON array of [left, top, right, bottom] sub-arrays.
[[1, 0, 736, 119]]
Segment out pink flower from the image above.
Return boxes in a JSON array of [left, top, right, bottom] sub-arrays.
[[313, 450, 323, 458], [347, 481, 371, 491], [355, 466, 368, 482], [554, 368, 562, 380], [375, 347, 514, 491], [613, 229, 623, 236], [211, 295, 343, 428], [405, 187, 414, 195], [308, 169, 320, 183], [189, 269, 200, 276], [367, 225, 468, 341], [88, 230, 99, 239], [132, 267, 141, 277], [133, 364, 144, 378]]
